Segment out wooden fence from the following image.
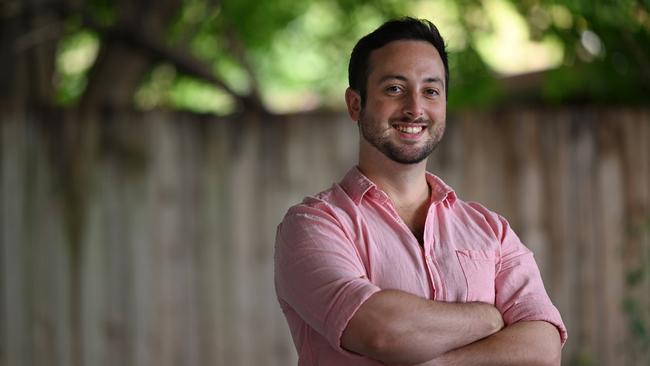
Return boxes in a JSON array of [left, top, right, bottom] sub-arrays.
[[1, 106, 649, 366]]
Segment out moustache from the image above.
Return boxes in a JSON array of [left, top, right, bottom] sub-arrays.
[[390, 116, 432, 125]]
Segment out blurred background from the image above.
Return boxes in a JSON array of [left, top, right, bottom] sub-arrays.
[[1, 0, 649, 365]]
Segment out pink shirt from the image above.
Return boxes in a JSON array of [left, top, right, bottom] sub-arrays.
[[275, 167, 567, 365]]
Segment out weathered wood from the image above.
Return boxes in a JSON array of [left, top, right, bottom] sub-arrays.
[[1, 107, 649, 366], [2, 117, 29, 366]]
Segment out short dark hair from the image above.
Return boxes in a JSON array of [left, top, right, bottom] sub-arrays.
[[348, 17, 449, 105]]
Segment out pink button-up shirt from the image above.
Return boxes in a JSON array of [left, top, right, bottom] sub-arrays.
[[275, 167, 567, 365]]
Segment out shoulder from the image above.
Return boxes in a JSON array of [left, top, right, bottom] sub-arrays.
[[462, 200, 500, 220], [285, 183, 350, 218], [274, 184, 363, 265], [278, 183, 357, 237]]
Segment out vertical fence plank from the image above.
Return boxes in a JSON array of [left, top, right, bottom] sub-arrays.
[[1, 118, 28, 366], [540, 111, 575, 359], [571, 114, 601, 363], [595, 115, 626, 365]]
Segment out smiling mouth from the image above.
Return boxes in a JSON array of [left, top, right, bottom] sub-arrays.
[[393, 124, 426, 134]]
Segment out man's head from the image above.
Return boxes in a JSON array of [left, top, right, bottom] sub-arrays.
[[346, 18, 448, 165], [348, 17, 449, 107]]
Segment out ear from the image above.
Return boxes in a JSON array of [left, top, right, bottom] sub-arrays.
[[345, 87, 362, 122]]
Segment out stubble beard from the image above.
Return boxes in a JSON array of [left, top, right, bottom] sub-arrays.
[[358, 112, 444, 165]]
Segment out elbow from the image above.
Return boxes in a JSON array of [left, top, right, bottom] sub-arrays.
[[544, 349, 562, 366], [362, 322, 442, 365], [341, 323, 403, 364], [342, 318, 403, 361], [543, 334, 562, 366], [359, 324, 403, 360], [342, 304, 406, 360], [532, 339, 562, 366], [535, 356, 561, 366]]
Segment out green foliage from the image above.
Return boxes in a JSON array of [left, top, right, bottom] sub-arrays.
[[506, 0, 650, 104], [448, 46, 502, 109], [53, 0, 650, 114], [54, 29, 100, 105], [85, 0, 116, 26]]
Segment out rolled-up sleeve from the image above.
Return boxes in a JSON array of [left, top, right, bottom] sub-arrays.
[[492, 215, 568, 345], [274, 204, 381, 353]]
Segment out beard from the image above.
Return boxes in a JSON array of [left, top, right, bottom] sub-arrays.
[[358, 112, 444, 165]]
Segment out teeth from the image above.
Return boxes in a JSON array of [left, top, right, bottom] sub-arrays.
[[395, 125, 423, 134]]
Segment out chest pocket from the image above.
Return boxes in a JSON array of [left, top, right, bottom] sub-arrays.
[[456, 249, 497, 304]]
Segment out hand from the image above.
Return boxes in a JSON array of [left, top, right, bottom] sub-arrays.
[[483, 302, 504, 333]]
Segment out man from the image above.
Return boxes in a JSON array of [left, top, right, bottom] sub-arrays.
[[274, 17, 566, 365]]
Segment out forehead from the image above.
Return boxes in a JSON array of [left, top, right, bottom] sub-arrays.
[[367, 40, 444, 82]]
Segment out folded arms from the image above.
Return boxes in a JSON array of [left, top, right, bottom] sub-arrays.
[[341, 289, 561, 366]]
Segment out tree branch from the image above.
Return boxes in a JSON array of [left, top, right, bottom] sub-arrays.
[[13, 2, 268, 113], [75, 9, 242, 102], [224, 27, 265, 111]]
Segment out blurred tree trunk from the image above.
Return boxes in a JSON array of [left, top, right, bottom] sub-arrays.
[[80, 0, 183, 109], [1, 0, 59, 107]]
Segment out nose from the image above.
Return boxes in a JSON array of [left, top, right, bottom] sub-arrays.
[[402, 91, 423, 119]]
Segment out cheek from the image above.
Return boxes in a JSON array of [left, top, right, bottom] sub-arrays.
[[429, 111, 446, 136], [435, 122, 445, 135], [434, 121, 446, 140], [363, 104, 392, 124], [433, 103, 446, 117], [368, 98, 398, 114], [431, 106, 446, 124]]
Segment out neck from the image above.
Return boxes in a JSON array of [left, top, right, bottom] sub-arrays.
[[358, 145, 430, 207]]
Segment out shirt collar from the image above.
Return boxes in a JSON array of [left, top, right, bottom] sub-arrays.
[[340, 166, 376, 205], [340, 166, 457, 207], [425, 172, 457, 207]]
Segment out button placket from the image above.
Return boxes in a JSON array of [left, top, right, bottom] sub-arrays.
[[423, 205, 444, 300]]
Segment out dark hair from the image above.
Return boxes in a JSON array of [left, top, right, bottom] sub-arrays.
[[348, 17, 449, 105]]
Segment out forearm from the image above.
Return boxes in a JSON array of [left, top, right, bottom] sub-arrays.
[[341, 289, 503, 365], [430, 321, 562, 366]]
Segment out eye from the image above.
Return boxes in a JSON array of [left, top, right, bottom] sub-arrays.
[[424, 88, 440, 98], [385, 85, 404, 95]]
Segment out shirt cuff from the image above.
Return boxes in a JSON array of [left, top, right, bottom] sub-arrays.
[[502, 295, 568, 346], [325, 279, 382, 355]]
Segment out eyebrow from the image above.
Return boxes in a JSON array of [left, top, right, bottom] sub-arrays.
[[378, 75, 444, 87]]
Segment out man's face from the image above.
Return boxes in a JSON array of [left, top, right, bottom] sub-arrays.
[[353, 40, 447, 165]]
